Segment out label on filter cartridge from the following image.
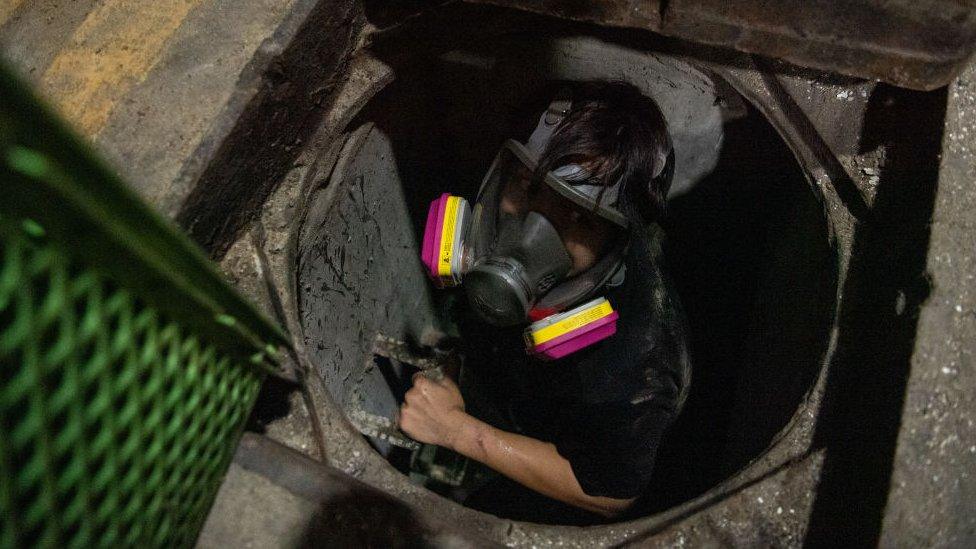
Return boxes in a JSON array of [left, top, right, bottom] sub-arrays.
[[421, 194, 469, 287], [438, 196, 460, 278], [527, 298, 615, 346]]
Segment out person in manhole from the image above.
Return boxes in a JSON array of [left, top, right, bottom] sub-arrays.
[[400, 81, 691, 525]]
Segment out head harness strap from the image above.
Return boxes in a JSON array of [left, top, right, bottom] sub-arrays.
[[527, 90, 572, 159]]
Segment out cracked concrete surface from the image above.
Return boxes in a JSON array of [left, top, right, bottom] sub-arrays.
[[4, 2, 975, 547], [879, 59, 976, 549]]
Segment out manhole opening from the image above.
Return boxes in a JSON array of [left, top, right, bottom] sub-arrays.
[[294, 31, 838, 524]]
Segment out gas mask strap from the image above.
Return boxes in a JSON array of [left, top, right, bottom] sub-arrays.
[[526, 89, 572, 159]]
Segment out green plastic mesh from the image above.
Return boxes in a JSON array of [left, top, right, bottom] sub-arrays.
[[0, 217, 265, 548]]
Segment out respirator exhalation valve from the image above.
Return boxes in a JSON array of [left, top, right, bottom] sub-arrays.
[[420, 192, 621, 359]]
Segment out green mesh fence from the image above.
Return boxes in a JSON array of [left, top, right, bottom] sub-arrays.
[[0, 219, 264, 547], [0, 65, 288, 547]]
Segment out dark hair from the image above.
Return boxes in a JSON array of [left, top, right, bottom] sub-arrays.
[[536, 81, 672, 220]]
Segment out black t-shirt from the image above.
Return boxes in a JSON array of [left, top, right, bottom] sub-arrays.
[[458, 230, 691, 500]]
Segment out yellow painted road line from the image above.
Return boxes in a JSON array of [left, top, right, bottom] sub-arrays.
[[40, 0, 203, 137], [0, 0, 26, 26]]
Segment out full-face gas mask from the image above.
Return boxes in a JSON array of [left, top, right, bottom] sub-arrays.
[[421, 93, 671, 359]]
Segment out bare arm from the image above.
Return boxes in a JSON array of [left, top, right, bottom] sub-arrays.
[[399, 374, 634, 517], [451, 408, 634, 516]]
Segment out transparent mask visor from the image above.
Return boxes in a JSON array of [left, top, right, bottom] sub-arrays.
[[468, 140, 628, 313]]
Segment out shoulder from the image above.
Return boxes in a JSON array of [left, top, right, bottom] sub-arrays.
[[593, 228, 691, 412]]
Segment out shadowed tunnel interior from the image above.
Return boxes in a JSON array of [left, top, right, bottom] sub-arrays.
[[648, 101, 837, 512]]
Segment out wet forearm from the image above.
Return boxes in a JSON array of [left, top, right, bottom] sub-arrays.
[[449, 412, 633, 517]]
